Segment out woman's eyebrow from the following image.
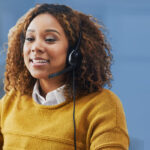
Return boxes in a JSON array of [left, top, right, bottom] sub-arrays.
[[26, 29, 60, 35], [45, 29, 60, 35]]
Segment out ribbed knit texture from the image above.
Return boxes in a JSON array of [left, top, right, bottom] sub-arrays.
[[0, 89, 129, 150]]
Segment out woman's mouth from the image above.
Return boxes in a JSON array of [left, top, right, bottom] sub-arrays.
[[30, 58, 50, 66]]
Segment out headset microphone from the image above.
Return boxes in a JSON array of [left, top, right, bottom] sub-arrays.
[[48, 66, 73, 78]]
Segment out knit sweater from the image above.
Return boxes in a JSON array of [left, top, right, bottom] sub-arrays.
[[0, 89, 129, 150]]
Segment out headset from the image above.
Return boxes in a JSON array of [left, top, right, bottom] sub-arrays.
[[48, 31, 82, 78], [48, 32, 82, 150]]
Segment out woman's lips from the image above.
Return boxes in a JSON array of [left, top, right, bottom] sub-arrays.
[[30, 58, 50, 66]]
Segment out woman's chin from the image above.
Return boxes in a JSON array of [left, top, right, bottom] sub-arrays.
[[31, 73, 49, 79]]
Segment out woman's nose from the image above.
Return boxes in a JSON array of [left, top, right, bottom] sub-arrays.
[[31, 40, 44, 53]]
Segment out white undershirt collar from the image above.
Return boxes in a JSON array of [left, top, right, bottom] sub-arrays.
[[32, 81, 66, 106]]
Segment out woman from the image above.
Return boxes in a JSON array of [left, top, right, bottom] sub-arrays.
[[0, 3, 129, 150]]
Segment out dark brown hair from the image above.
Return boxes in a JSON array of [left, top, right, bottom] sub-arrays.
[[5, 4, 113, 99]]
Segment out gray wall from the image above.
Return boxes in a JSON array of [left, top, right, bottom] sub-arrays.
[[0, 0, 149, 149]]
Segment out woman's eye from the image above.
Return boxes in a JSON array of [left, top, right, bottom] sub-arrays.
[[45, 38, 56, 42], [25, 37, 34, 42]]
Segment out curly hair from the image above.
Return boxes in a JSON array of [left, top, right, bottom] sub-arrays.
[[4, 3, 113, 99]]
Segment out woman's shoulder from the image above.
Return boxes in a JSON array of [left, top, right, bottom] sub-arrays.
[[79, 88, 123, 108], [0, 89, 19, 101], [94, 89, 126, 115], [78, 89, 128, 135], [92, 89, 125, 115], [0, 89, 26, 107], [0, 89, 18, 113], [96, 88, 123, 106], [78, 89, 127, 126]]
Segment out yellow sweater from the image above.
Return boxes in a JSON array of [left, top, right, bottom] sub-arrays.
[[0, 89, 129, 150]]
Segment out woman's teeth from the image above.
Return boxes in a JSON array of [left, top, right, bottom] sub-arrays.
[[32, 59, 49, 64]]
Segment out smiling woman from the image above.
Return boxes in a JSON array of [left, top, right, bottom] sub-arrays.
[[0, 3, 129, 150], [23, 13, 69, 93]]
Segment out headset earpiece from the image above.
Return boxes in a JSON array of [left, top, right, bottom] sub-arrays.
[[68, 49, 80, 67], [67, 32, 82, 68]]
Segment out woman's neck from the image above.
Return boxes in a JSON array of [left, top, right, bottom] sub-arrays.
[[38, 76, 64, 97]]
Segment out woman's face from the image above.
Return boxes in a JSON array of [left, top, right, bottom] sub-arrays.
[[23, 13, 68, 79]]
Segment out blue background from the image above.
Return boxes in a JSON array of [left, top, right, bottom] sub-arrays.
[[0, 0, 149, 149]]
